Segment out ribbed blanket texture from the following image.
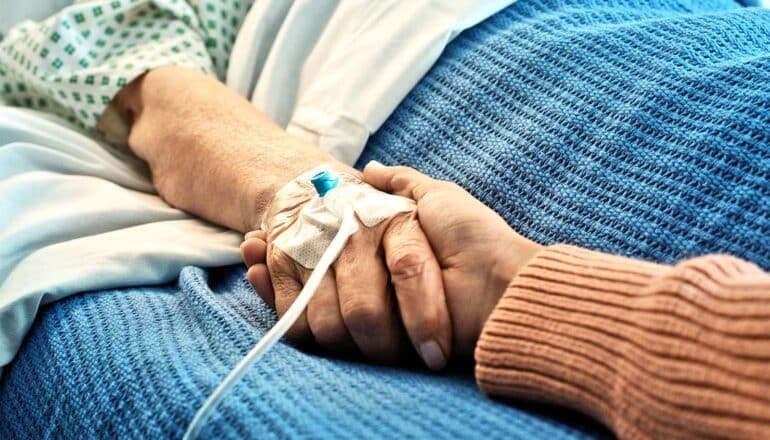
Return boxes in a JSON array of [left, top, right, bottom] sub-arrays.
[[2, 0, 769, 438]]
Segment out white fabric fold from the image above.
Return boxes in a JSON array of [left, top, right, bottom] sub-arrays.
[[0, 107, 242, 368], [227, 0, 517, 164]]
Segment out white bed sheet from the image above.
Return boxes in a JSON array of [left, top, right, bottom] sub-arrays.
[[0, 107, 242, 370]]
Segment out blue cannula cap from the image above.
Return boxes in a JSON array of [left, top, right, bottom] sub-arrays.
[[310, 170, 340, 197]]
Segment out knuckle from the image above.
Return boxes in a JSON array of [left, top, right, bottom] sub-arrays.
[[267, 246, 286, 267], [389, 249, 430, 281], [385, 211, 419, 235], [392, 209, 418, 224], [335, 245, 359, 267], [412, 182, 430, 199], [270, 274, 300, 303], [390, 172, 410, 188], [273, 279, 293, 296], [390, 166, 412, 178], [389, 168, 416, 190], [268, 248, 301, 278]]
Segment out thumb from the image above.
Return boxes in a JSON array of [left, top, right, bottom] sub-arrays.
[[363, 161, 436, 201]]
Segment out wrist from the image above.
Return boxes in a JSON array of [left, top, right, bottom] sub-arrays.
[[495, 232, 543, 291], [242, 152, 358, 232], [476, 231, 543, 342]]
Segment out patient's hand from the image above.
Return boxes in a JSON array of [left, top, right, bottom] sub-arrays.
[[242, 164, 452, 370], [113, 67, 449, 368], [362, 162, 543, 358]]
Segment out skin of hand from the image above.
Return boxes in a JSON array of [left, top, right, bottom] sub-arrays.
[[244, 161, 543, 362], [247, 163, 453, 370], [109, 66, 451, 370], [108, 65, 333, 232], [362, 162, 544, 358]]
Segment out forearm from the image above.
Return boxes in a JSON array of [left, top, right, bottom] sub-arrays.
[[476, 245, 770, 438], [109, 66, 336, 232]]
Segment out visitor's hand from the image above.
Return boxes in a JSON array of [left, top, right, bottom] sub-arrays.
[[363, 162, 543, 358], [241, 163, 452, 370]]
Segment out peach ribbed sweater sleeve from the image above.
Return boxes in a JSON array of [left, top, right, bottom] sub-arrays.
[[475, 244, 770, 439]]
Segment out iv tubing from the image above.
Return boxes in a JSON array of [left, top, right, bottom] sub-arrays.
[[183, 207, 358, 440]]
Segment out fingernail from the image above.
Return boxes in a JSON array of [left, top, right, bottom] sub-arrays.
[[419, 340, 447, 371], [367, 160, 384, 169]]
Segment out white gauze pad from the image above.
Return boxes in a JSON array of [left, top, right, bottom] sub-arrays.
[[268, 166, 416, 268]]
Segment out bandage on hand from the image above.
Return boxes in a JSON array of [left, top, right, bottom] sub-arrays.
[[256, 163, 453, 370]]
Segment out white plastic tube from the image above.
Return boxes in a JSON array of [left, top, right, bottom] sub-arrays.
[[183, 207, 358, 440]]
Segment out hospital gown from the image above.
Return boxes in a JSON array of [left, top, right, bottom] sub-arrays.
[[0, 0, 253, 130]]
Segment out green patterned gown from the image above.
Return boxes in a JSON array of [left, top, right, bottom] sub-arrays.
[[0, 0, 253, 131]]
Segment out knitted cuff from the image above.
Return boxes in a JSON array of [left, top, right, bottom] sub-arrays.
[[474, 244, 664, 437], [475, 244, 770, 439]]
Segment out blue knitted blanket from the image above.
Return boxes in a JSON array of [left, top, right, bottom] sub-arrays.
[[2, 1, 769, 438]]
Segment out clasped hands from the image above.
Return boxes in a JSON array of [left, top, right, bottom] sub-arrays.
[[241, 161, 542, 370]]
